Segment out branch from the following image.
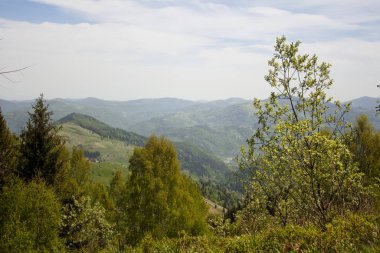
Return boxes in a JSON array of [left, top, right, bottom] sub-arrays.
[[0, 66, 29, 75]]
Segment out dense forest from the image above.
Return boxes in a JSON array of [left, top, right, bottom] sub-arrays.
[[0, 37, 379, 252]]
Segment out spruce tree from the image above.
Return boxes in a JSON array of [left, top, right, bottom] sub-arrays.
[[0, 109, 18, 187], [19, 94, 65, 184]]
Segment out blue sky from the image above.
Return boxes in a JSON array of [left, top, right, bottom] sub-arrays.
[[0, 0, 87, 23], [0, 0, 379, 101]]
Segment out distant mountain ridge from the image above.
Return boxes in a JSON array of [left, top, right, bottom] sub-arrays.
[[1, 96, 379, 159], [347, 96, 378, 110]]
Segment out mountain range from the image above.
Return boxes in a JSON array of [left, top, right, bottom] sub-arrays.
[[1, 96, 379, 160]]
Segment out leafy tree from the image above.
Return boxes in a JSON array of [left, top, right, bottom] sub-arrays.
[[70, 146, 91, 187], [125, 135, 208, 244], [350, 114, 380, 212], [109, 169, 126, 201], [240, 36, 363, 228], [19, 94, 65, 184], [351, 115, 380, 184], [53, 146, 115, 251], [0, 177, 63, 252], [109, 170, 128, 250], [60, 196, 114, 252], [53, 146, 92, 201], [0, 109, 18, 187]]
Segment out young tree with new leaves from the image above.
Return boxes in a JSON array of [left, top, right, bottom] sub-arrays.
[[350, 115, 380, 212], [125, 136, 208, 244], [351, 115, 380, 185], [0, 177, 63, 252], [19, 94, 65, 184], [240, 36, 364, 228]]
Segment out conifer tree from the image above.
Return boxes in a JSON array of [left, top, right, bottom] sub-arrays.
[[0, 109, 18, 187], [19, 94, 65, 184]]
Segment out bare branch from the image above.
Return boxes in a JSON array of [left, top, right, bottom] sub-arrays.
[[0, 66, 29, 75]]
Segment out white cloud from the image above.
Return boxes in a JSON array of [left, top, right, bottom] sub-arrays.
[[0, 0, 379, 101], [302, 39, 380, 100]]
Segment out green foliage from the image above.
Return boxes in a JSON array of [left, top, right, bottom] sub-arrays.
[[60, 195, 114, 252], [323, 213, 379, 252], [53, 146, 91, 200], [127, 212, 379, 252], [198, 179, 241, 210], [108, 170, 129, 250], [0, 177, 63, 252], [125, 136, 209, 244], [351, 114, 380, 185], [350, 114, 380, 212], [19, 94, 65, 184], [52, 146, 115, 252], [240, 36, 364, 228], [0, 109, 18, 187]]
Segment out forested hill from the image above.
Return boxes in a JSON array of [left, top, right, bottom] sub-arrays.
[[56, 113, 230, 182], [2, 96, 379, 159], [57, 113, 146, 146]]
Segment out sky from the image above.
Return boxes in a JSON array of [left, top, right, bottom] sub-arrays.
[[0, 0, 379, 101]]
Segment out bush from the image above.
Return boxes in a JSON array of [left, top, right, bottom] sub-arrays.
[[323, 213, 379, 252], [126, 213, 379, 253]]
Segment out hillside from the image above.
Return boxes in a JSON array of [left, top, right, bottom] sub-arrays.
[[57, 113, 230, 183], [2, 96, 379, 160], [57, 113, 146, 146], [129, 102, 256, 158], [60, 122, 134, 184], [348, 96, 378, 110]]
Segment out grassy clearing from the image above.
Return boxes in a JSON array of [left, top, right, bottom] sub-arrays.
[[60, 123, 134, 185]]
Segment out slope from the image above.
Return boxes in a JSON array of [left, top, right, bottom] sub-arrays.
[[57, 113, 146, 146], [57, 113, 230, 183], [60, 122, 134, 185]]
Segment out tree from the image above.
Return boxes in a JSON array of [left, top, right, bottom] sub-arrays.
[[0, 109, 18, 187], [53, 146, 93, 201], [240, 36, 363, 228], [351, 115, 380, 184], [125, 136, 208, 244], [350, 115, 380, 212], [19, 94, 65, 184], [109, 169, 128, 250], [60, 196, 114, 252], [0, 177, 63, 252], [53, 146, 114, 252]]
